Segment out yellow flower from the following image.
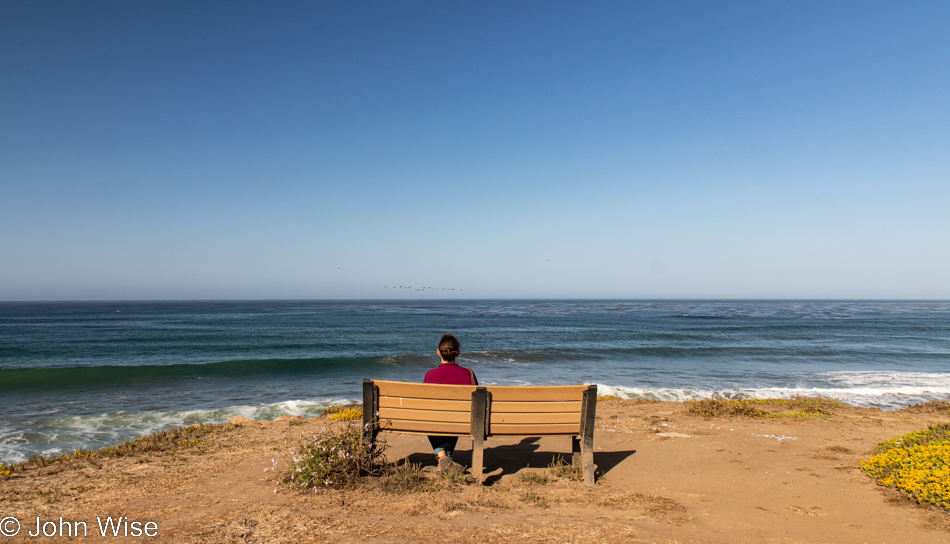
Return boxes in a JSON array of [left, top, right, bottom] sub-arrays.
[[863, 426, 950, 510], [328, 408, 363, 421]]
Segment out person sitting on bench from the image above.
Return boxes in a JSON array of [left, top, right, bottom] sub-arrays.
[[424, 334, 477, 473]]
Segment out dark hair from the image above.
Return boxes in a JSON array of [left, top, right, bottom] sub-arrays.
[[438, 334, 460, 362]]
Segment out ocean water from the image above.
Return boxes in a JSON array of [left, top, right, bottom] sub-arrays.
[[1, 300, 948, 463]]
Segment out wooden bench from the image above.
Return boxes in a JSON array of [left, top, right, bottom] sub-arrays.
[[362, 379, 597, 484]]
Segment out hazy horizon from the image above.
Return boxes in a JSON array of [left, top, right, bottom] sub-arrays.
[[2, 297, 948, 303]]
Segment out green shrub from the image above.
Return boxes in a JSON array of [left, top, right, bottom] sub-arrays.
[[275, 422, 385, 491]]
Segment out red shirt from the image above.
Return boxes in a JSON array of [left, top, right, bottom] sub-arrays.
[[424, 362, 478, 385]]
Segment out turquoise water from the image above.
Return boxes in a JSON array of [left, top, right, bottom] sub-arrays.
[[1, 300, 948, 463]]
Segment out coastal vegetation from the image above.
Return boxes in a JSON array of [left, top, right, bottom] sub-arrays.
[[321, 404, 364, 421], [686, 397, 848, 419], [902, 400, 950, 415], [273, 422, 386, 491], [0, 423, 231, 477], [273, 422, 474, 493], [862, 424, 950, 510]]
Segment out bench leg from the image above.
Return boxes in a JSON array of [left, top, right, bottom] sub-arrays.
[[581, 433, 595, 485], [580, 385, 597, 485], [470, 387, 490, 484], [362, 380, 379, 452], [472, 435, 485, 483]]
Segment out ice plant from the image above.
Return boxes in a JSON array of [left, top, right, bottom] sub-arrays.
[[862, 424, 950, 510], [328, 407, 363, 421]]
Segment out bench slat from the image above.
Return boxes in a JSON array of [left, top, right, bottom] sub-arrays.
[[486, 385, 586, 402], [379, 396, 472, 411], [490, 412, 581, 425], [375, 380, 476, 401], [368, 429, 463, 437], [379, 419, 470, 435], [490, 423, 581, 435], [491, 401, 582, 414], [379, 407, 470, 424]]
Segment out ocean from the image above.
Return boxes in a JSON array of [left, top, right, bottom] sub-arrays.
[[1, 300, 948, 463]]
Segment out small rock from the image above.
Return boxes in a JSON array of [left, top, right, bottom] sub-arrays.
[[229, 416, 251, 425]]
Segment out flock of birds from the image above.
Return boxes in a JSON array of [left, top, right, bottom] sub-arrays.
[[383, 286, 462, 292]]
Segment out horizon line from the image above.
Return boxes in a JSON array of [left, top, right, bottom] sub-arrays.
[[2, 298, 948, 304]]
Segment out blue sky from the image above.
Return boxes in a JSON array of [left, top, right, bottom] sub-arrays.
[[2, 1, 948, 300]]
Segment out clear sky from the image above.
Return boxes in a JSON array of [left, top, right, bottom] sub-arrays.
[[2, 1, 948, 300]]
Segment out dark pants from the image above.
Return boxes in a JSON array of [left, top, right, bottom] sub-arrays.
[[428, 436, 458, 457]]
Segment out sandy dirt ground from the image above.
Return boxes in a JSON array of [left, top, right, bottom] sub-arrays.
[[2, 400, 949, 543]]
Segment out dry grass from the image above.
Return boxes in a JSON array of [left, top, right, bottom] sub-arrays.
[[549, 455, 583, 481], [350, 459, 472, 493], [686, 397, 848, 419], [902, 400, 950, 414], [521, 491, 550, 508], [686, 399, 767, 418], [598, 396, 663, 406], [99, 423, 233, 457], [3, 423, 233, 478], [599, 492, 691, 524], [374, 460, 441, 493], [519, 470, 550, 485]]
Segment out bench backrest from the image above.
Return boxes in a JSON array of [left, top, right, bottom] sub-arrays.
[[375, 380, 477, 436], [370, 380, 589, 437], [485, 385, 586, 436]]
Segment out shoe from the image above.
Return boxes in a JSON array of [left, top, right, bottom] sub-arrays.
[[438, 457, 464, 474]]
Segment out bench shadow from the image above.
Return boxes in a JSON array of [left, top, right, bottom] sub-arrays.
[[594, 448, 637, 474], [397, 439, 636, 485], [401, 452, 440, 467]]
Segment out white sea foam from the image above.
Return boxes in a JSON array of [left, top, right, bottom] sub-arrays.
[[814, 370, 950, 389], [595, 371, 950, 410], [0, 397, 357, 464], [594, 384, 718, 402]]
